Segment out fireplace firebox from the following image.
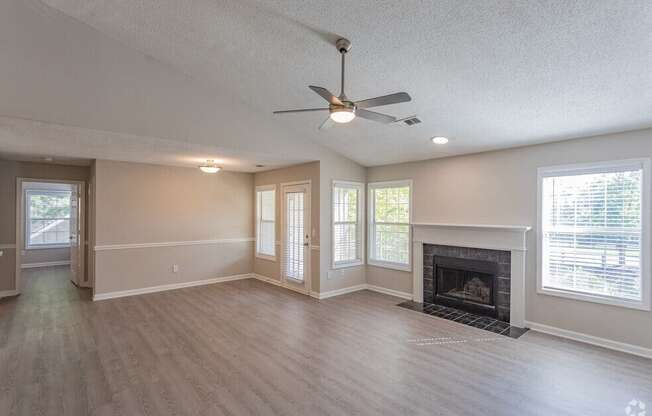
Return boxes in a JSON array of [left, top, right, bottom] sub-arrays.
[[433, 256, 498, 318]]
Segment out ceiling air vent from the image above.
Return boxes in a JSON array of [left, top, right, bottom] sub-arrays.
[[395, 115, 421, 126]]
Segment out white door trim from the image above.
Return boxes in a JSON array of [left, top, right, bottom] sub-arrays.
[[16, 178, 88, 293], [280, 180, 311, 295]]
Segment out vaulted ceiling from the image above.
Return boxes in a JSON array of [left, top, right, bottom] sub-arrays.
[[1, 0, 651, 170]]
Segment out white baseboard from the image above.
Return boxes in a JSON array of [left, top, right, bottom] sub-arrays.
[[0, 289, 19, 298], [250, 275, 413, 301], [21, 260, 71, 269], [93, 273, 253, 301], [524, 320, 652, 360], [366, 284, 413, 300], [252, 274, 312, 296], [313, 284, 413, 300], [254, 278, 412, 301], [313, 284, 368, 299]]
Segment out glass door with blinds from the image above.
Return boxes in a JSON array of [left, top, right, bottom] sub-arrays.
[[282, 182, 311, 292]]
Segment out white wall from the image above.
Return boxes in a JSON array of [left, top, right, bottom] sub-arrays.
[[367, 128, 652, 350]]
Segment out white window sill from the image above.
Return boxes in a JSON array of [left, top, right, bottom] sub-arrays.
[[255, 253, 276, 262], [368, 259, 412, 272], [332, 260, 364, 270], [26, 244, 71, 250], [537, 286, 651, 311]]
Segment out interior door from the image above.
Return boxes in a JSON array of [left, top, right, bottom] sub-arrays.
[[282, 183, 311, 293], [69, 184, 82, 286]]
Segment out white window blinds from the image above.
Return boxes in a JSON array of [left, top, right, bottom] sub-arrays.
[[256, 187, 275, 259], [26, 190, 72, 248], [540, 162, 647, 306], [368, 181, 411, 270], [333, 182, 363, 267], [284, 190, 306, 281]]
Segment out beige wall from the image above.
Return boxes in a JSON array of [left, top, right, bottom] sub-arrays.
[[367, 128, 652, 349], [93, 160, 254, 294], [366, 265, 412, 294], [253, 162, 321, 292], [0, 160, 89, 292], [319, 153, 367, 293], [253, 154, 368, 295]]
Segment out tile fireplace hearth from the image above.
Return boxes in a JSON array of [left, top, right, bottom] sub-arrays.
[[398, 242, 528, 338], [397, 300, 528, 338]]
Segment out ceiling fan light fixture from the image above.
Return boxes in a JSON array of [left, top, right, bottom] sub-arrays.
[[431, 136, 449, 145], [199, 160, 222, 173], [330, 107, 356, 123]]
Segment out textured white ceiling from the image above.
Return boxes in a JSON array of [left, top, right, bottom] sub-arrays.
[[3, 0, 652, 168]]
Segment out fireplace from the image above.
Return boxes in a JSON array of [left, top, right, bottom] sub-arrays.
[[433, 256, 498, 318], [423, 244, 511, 323]]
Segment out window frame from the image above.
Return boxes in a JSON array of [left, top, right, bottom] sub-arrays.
[[331, 180, 365, 269], [25, 189, 73, 250], [367, 179, 413, 272], [536, 158, 651, 311], [255, 184, 277, 261]]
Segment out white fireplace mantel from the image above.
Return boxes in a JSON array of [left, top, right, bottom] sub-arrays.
[[412, 222, 532, 328], [412, 222, 532, 232]]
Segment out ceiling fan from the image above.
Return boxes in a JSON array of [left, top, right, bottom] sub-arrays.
[[273, 38, 411, 129]]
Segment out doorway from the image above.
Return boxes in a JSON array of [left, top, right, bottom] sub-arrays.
[[15, 179, 87, 294], [281, 181, 311, 294]]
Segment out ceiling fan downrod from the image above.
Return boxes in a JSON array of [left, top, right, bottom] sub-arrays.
[[336, 38, 352, 98]]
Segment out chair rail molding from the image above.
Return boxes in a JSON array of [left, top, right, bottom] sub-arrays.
[[94, 237, 255, 251]]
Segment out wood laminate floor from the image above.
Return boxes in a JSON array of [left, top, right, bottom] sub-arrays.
[[1, 266, 651, 415]]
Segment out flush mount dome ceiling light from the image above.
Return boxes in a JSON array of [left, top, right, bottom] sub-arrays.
[[199, 160, 222, 173], [431, 136, 449, 144], [273, 38, 411, 130]]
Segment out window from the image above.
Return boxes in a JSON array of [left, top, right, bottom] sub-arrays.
[[368, 180, 412, 271], [538, 159, 650, 310], [256, 185, 276, 260], [26, 190, 72, 248], [332, 181, 364, 268]]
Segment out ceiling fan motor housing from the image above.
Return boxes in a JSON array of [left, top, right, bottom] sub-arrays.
[[336, 38, 352, 53]]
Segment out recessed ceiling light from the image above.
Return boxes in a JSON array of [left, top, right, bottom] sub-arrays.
[[199, 160, 222, 173], [431, 136, 449, 145]]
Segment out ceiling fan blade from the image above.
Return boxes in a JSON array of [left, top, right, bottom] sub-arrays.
[[355, 92, 411, 109], [318, 116, 334, 130], [273, 108, 329, 114], [309, 86, 343, 105], [356, 108, 396, 124]]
